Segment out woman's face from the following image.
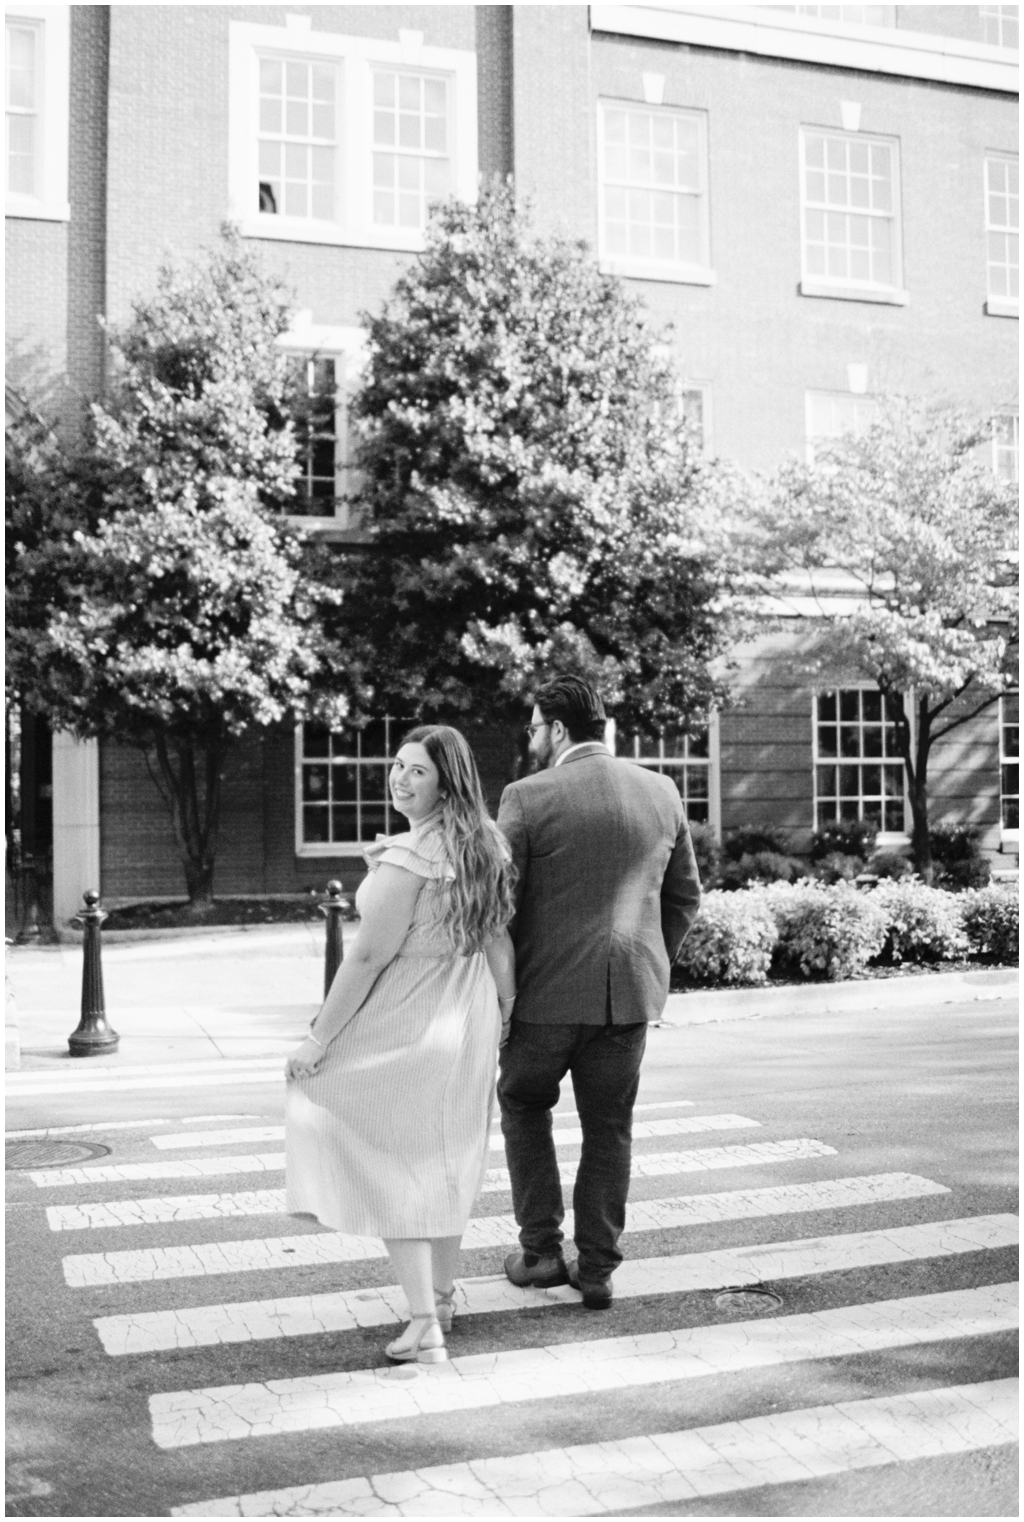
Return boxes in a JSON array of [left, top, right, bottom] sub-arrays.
[[389, 742, 443, 822]]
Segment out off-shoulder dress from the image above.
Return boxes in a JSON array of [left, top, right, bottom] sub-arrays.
[[285, 823, 501, 1238]]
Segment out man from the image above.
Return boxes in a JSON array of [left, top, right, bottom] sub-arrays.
[[496, 675, 702, 1309]]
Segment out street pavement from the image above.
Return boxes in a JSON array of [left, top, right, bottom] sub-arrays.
[[4, 929, 1019, 1518]]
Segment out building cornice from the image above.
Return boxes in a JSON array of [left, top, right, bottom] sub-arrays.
[[590, 5, 1019, 95]]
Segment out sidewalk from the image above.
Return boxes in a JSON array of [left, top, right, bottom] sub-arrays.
[[4, 922, 1017, 1072]]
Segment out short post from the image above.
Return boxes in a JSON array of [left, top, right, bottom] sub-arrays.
[[320, 880, 346, 998], [15, 852, 41, 945], [68, 890, 119, 1057]]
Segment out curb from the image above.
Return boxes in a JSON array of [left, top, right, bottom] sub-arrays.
[[661, 967, 1019, 1025]]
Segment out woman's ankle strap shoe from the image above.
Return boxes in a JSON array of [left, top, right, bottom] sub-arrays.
[[385, 1314, 448, 1364], [434, 1288, 455, 1333]]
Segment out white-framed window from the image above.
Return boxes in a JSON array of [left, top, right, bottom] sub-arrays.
[[813, 688, 907, 836], [597, 99, 713, 286], [296, 718, 405, 856], [229, 19, 477, 252], [799, 127, 906, 305], [619, 716, 721, 834], [984, 155, 1019, 316], [777, 5, 894, 23], [5, 4, 69, 221], [805, 390, 878, 461], [993, 411, 1019, 481], [277, 318, 367, 529], [980, 5, 1019, 48], [999, 692, 1019, 840]]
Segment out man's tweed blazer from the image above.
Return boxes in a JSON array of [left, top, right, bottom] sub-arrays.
[[496, 743, 702, 1025]]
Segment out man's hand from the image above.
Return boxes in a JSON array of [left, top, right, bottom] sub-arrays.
[[285, 1036, 325, 1081]]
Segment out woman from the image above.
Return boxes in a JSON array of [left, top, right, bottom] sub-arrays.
[[285, 725, 516, 1365]]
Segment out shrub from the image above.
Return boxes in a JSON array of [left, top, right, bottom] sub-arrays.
[[810, 819, 878, 862], [674, 889, 778, 986], [813, 851, 865, 885], [959, 884, 1019, 963], [688, 821, 722, 890], [720, 850, 806, 890], [871, 880, 969, 964], [767, 881, 887, 980], [870, 850, 914, 881], [722, 825, 790, 862], [929, 824, 991, 890]]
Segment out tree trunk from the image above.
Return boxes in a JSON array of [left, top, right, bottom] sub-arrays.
[[885, 688, 934, 883], [147, 727, 226, 910]]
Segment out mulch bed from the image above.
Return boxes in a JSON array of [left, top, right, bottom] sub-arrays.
[[101, 895, 354, 930], [670, 957, 1015, 992]]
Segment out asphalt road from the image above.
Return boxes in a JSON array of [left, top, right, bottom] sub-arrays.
[[5, 996, 1018, 1518]]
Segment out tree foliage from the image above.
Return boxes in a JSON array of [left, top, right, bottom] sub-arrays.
[[759, 396, 1018, 877], [337, 183, 742, 735], [6, 228, 346, 907]]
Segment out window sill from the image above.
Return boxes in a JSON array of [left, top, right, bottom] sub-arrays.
[[874, 832, 911, 848], [800, 278, 908, 307], [599, 257, 716, 287], [284, 517, 369, 544], [986, 296, 1019, 319], [240, 215, 425, 254], [6, 197, 70, 223], [1000, 829, 1020, 851], [298, 843, 372, 858]]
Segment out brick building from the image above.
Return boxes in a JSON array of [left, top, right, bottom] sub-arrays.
[[5, 3, 1018, 924]]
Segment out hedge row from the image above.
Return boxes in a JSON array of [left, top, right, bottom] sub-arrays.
[[674, 880, 1018, 987]]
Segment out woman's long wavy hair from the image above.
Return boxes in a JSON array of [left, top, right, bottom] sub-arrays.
[[401, 725, 516, 954]]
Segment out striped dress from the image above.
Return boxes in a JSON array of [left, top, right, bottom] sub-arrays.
[[285, 825, 501, 1239]]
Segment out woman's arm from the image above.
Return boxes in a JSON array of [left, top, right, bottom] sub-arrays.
[[484, 927, 516, 1002], [484, 927, 517, 1048], [285, 864, 423, 1080]]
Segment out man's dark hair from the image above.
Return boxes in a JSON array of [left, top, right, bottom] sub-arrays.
[[534, 676, 607, 743]]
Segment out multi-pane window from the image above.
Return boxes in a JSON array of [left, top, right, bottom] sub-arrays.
[[6, 20, 38, 196], [1000, 693, 1019, 832], [985, 156, 1019, 303], [300, 719, 403, 849], [290, 357, 338, 516], [622, 730, 713, 825], [787, 5, 892, 22], [993, 412, 1019, 481], [805, 391, 877, 460], [980, 5, 1019, 48], [814, 690, 905, 833], [372, 70, 450, 229], [257, 56, 337, 220], [601, 104, 709, 270], [801, 130, 899, 290]]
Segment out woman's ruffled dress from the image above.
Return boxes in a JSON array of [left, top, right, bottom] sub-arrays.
[[285, 823, 501, 1238]]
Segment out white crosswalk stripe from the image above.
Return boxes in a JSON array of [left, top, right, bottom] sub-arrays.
[[15, 1087, 1014, 1516], [92, 1214, 1018, 1356], [148, 1283, 1017, 1448], [60, 1173, 950, 1286], [170, 1377, 1019, 1517], [148, 1112, 759, 1152], [46, 1138, 838, 1229]]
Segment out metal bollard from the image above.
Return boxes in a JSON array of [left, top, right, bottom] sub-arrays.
[[320, 880, 347, 998], [68, 890, 120, 1057]]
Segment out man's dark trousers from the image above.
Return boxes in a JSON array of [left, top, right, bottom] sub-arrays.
[[498, 1020, 647, 1279]]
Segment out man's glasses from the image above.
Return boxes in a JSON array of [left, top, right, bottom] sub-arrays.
[[524, 721, 549, 737]]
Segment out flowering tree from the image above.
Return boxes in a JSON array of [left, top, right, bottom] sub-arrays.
[[761, 397, 1018, 879], [336, 183, 742, 736], [6, 229, 346, 909]]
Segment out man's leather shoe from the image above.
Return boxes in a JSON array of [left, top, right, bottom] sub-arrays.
[[504, 1250, 569, 1288], [568, 1260, 613, 1309]]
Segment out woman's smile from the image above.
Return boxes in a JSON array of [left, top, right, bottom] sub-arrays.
[[389, 742, 442, 821]]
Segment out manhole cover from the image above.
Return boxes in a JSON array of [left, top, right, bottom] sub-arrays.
[[6, 1140, 111, 1170], [714, 1287, 784, 1313]]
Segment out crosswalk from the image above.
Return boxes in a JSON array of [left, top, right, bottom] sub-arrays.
[[6, 1079, 1018, 1516]]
